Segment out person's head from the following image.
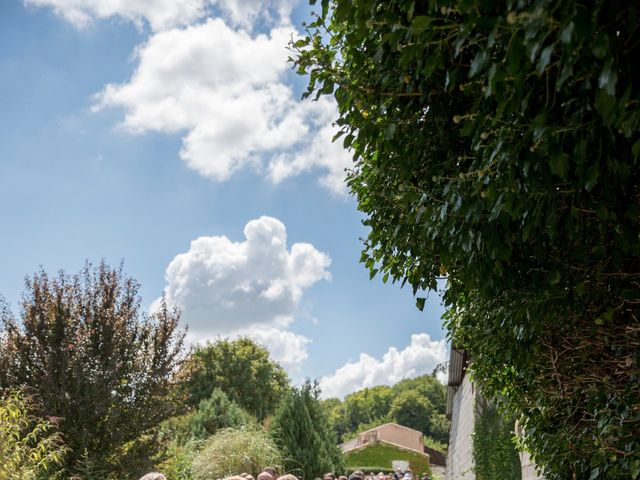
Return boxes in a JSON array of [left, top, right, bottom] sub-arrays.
[[264, 467, 278, 478], [277, 474, 298, 480], [139, 474, 166, 480], [349, 473, 363, 480], [258, 472, 275, 480], [339, 476, 348, 480], [323, 473, 335, 480]]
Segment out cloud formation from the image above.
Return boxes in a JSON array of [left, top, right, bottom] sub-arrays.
[[157, 216, 329, 372], [319, 334, 449, 399], [28, 0, 352, 193], [24, 0, 294, 31]]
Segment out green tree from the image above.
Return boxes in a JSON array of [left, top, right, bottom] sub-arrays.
[[183, 338, 289, 421], [389, 390, 435, 435], [395, 375, 447, 416], [324, 375, 448, 444], [0, 390, 66, 480], [294, 1, 639, 478], [340, 385, 393, 434], [270, 381, 344, 479], [189, 388, 253, 440], [0, 262, 185, 477]]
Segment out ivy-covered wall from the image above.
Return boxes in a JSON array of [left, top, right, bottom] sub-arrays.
[[472, 399, 522, 480]]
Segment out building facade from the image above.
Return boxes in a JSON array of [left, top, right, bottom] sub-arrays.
[[445, 347, 543, 480]]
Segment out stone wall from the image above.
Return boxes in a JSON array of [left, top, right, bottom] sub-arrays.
[[445, 375, 476, 480]]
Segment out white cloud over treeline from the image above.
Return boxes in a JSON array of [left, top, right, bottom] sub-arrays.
[[319, 334, 449, 399], [154, 216, 330, 372]]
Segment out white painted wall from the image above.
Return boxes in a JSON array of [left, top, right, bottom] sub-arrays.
[[445, 375, 476, 480]]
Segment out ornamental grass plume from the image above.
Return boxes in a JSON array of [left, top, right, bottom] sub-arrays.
[[191, 427, 282, 480]]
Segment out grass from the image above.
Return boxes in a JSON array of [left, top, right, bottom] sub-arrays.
[[423, 435, 447, 453], [345, 443, 431, 476]]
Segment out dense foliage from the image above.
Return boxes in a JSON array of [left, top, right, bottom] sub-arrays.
[[388, 391, 435, 437], [270, 381, 345, 479], [0, 390, 66, 480], [0, 262, 185, 477], [472, 400, 521, 480], [294, 0, 640, 478], [191, 427, 282, 480], [182, 338, 290, 421], [188, 388, 254, 441], [323, 374, 448, 446]]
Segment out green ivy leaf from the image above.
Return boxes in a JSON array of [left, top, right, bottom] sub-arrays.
[[584, 162, 599, 191], [470, 50, 488, 78], [592, 34, 609, 59], [411, 16, 432, 35], [537, 45, 554, 74], [599, 58, 618, 96], [550, 152, 569, 180]]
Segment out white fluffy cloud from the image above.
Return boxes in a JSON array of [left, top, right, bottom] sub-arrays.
[[93, 18, 351, 193], [24, 0, 294, 31], [25, 0, 211, 30], [28, 0, 352, 193], [158, 216, 329, 372], [319, 334, 449, 399], [97, 19, 351, 192]]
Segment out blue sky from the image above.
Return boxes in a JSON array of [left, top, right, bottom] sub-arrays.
[[0, 0, 448, 398]]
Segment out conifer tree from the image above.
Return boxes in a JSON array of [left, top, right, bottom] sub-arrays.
[[270, 381, 344, 479]]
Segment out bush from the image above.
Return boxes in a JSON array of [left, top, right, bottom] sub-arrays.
[[155, 443, 195, 480], [189, 389, 253, 440], [0, 390, 66, 479], [191, 427, 282, 480]]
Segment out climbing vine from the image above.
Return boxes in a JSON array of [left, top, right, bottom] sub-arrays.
[[472, 399, 521, 480], [293, 0, 640, 477]]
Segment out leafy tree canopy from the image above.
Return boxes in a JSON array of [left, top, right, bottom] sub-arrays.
[[182, 337, 290, 421], [389, 390, 435, 437], [0, 262, 185, 477], [322, 374, 448, 446], [294, 1, 640, 478]]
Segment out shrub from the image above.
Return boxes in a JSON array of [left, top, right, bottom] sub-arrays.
[[191, 427, 282, 480], [189, 388, 253, 440], [0, 390, 66, 480]]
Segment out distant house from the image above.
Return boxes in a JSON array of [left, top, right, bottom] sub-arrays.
[[445, 347, 543, 480], [341, 423, 425, 454], [340, 423, 445, 478]]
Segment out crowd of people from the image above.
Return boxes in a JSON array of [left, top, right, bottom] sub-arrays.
[[138, 467, 433, 480]]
